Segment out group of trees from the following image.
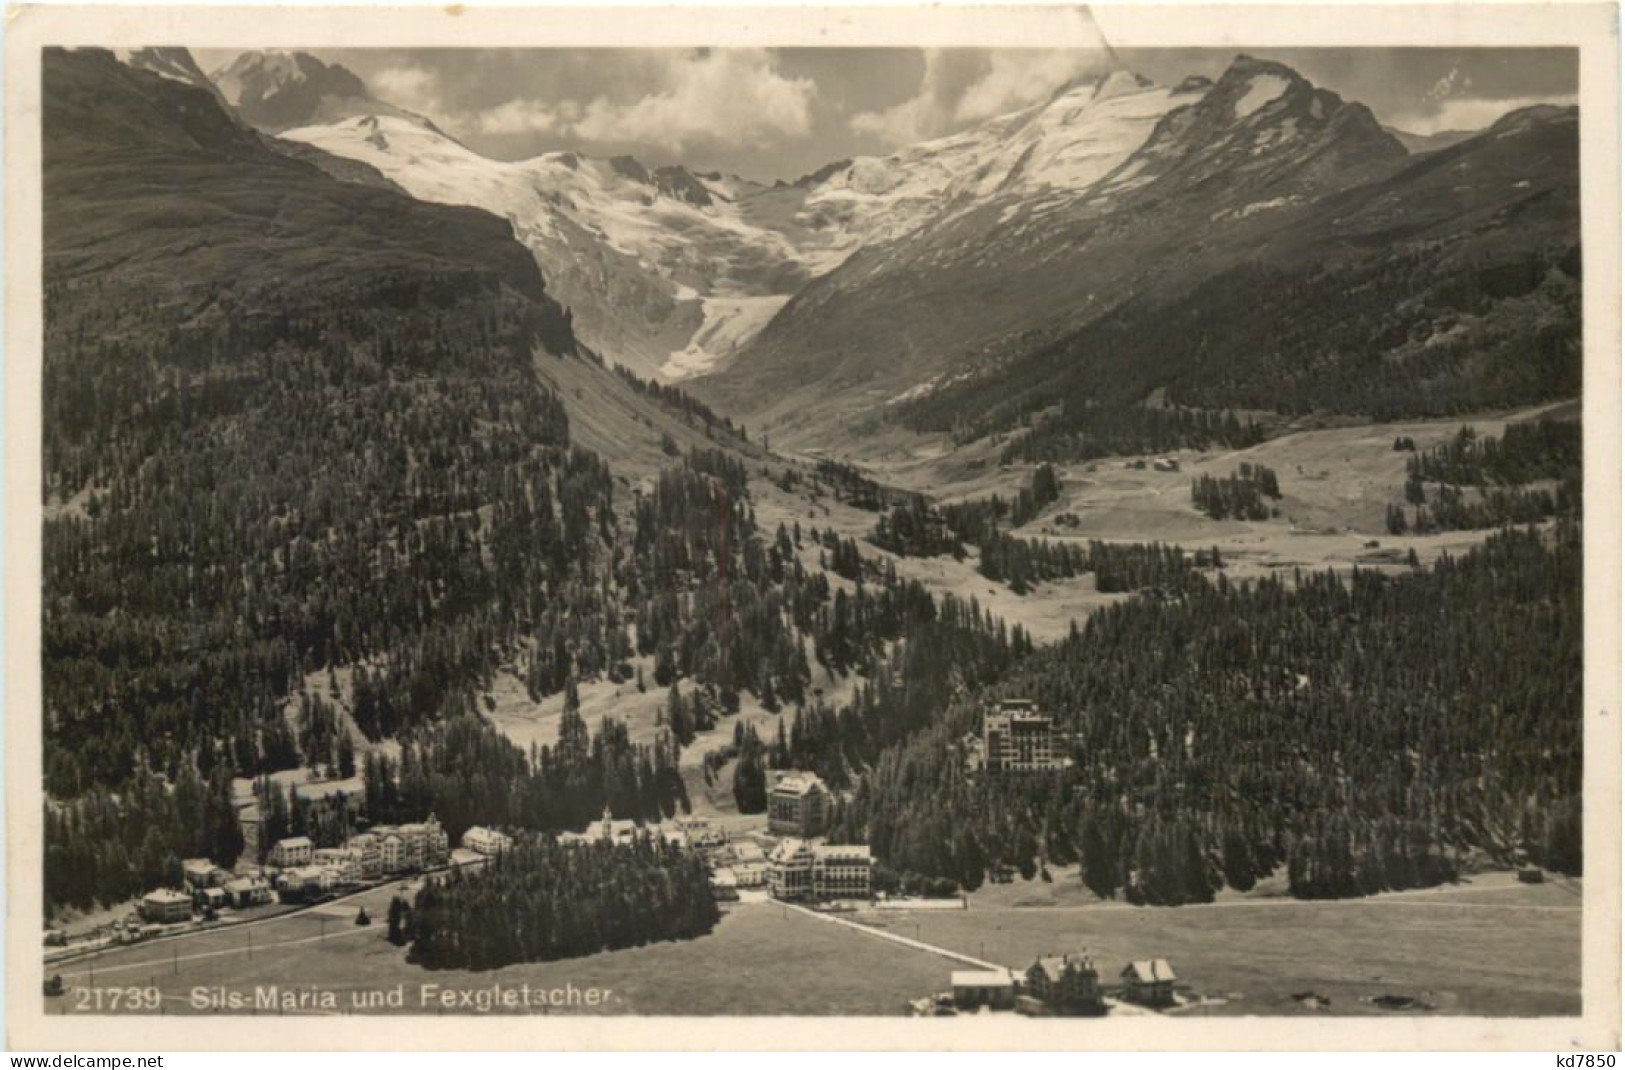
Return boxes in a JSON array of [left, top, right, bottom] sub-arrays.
[[999, 405, 1268, 466], [834, 522, 1581, 901], [363, 702, 689, 843], [872, 466, 1063, 561], [1190, 463, 1282, 521], [1389, 420, 1582, 534], [408, 834, 718, 970], [247, 776, 364, 863], [45, 757, 242, 915]]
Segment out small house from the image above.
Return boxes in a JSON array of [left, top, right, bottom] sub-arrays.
[[951, 968, 1016, 1011], [195, 886, 229, 911], [1120, 958, 1177, 1007], [223, 876, 273, 909], [1518, 867, 1546, 884]]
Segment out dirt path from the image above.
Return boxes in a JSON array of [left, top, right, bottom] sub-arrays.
[[781, 902, 1001, 970]]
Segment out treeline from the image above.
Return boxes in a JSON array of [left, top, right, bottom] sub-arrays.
[[835, 523, 1581, 901], [1190, 463, 1282, 521], [976, 535, 1087, 594], [1390, 484, 1576, 535], [1000, 405, 1267, 466], [1407, 419, 1580, 486], [407, 834, 718, 970]]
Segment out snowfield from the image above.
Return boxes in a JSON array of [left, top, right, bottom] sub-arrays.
[[661, 294, 793, 379]]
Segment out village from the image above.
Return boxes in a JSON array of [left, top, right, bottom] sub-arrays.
[[45, 698, 1191, 1018]]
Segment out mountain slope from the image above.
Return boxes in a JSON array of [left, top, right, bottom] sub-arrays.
[[43, 46, 588, 794], [113, 47, 230, 106], [897, 103, 1581, 450], [696, 57, 1576, 447], [272, 64, 1202, 384], [279, 112, 816, 380]]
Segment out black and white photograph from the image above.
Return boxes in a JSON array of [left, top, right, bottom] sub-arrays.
[[4, 1, 1619, 1052]]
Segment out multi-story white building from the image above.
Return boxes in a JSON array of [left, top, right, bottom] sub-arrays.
[[767, 839, 872, 901], [139, 888, 193, 924], [268, 836, 314, 868], [461, 826, 514, 857], [768, 773, 829, 837], [344, 832, 384, 879], [312, 847, 365, 883], [368, 814, 450, 872], [981, 699, 1066, 773]]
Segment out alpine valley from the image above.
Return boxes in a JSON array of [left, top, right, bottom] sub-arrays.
[[38, 44, 1582, 1019]]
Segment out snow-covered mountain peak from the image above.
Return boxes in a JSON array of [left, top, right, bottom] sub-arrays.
[[212, 50, 332, 106]]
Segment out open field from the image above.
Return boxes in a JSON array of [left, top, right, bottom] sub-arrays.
[[46, 894, 951, 1017], [856, 871, 1582, 1017], [850, 403, 1573, 579], [46, 871, 1578, 1018]]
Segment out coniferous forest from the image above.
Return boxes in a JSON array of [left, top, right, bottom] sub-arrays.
[[408, 834, 719, 970], [832, 523, 1581, 902], [36, 46, 1588, 951]]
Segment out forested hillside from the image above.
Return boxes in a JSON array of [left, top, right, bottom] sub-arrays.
[[39, 48, 1048, 915], [833, 523, 1582, 901]]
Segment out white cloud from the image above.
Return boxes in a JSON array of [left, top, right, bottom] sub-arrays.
[[496, 49, 814, 151], [477, 98, 582, 136], [848, 50, 961, 145], [1405, 93, 1576, 134], [372, 63, 442, 113], [955, 50, 1097, 123]]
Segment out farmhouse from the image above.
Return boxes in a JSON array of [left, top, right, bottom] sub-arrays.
[[951, 968, 1017, 1011], [268, 836, 314, 869], [768, 772, 829, 837], [138, 888, 193, 924], [981, 699, 1066, 773], [767, 839, 872, 901], [1120, 959, 1178, 1007]]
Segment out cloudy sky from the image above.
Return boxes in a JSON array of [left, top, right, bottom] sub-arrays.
[[195, 45, 1577, 180]]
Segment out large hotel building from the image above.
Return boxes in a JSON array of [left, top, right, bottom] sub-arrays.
[[982, 699, 1065, 773]]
